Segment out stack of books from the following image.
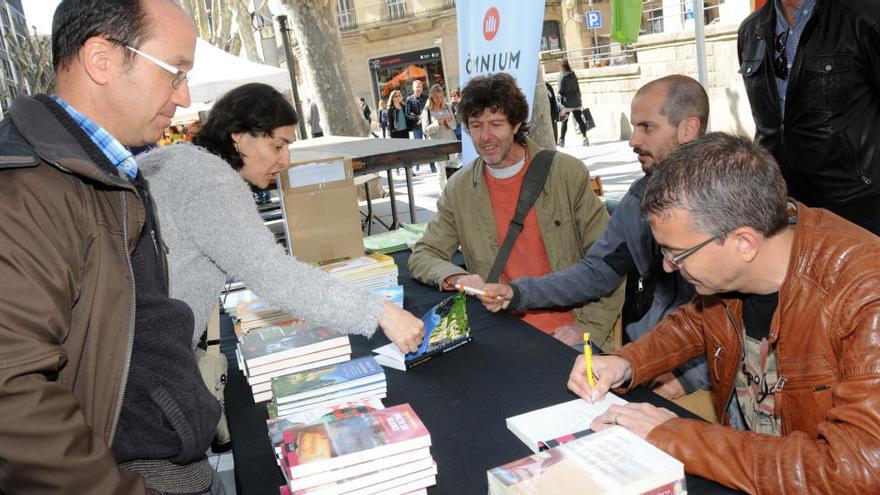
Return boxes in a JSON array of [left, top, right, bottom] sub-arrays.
[[362, 223, 428, 254], [278, 403, 436, 495], [270, 356, 388, 419], [319, 253, 402, 298], [235, 299, 299, 337], [237, 322, 353, 403]]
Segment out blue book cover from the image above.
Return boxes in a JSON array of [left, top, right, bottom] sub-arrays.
[[271, 356, 384, 402]]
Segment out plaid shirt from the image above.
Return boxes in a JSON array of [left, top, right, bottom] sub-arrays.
[[51, 95, 138, 180]]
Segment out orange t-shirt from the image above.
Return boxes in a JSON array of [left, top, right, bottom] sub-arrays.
[[483, 153, 574, 334]]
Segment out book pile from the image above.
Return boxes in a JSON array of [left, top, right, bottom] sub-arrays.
[[278, 403, 437, 495], [235, 299, 299, 337], [238, 322, 353, 403], [362, 223, 428, 254], [319, 253, 402, 299], [487, 426, 686, 495], [270, 356, 388, 420]]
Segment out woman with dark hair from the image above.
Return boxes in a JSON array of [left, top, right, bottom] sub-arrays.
[[556, 59, 591, 147], [138, 83, 424, 354], [386, 89, 409, 138]]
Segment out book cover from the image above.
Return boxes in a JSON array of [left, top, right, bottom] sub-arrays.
[[363, 228, 424, 254], [371, 285, 404, 308], [275, 383, 387, 416], [272, 356, 385, 404], [487, 427, 686, 495], [268, 400, 385, 455], [506, 395, 628, 453], [248, 351, 352, 385], [372, 292, 471, 371], [240, 322, 349, 369], [318, 253, 395, 276], [282, 403, 431, 479]]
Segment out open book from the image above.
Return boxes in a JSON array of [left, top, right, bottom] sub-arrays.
[[506, 395, 628, 453], [372, 292, 471, 371]]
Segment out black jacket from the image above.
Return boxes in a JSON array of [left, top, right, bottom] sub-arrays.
[[405, 93, 428, 130], [556, 71, 582, 109], [738, 0, 880, 222]]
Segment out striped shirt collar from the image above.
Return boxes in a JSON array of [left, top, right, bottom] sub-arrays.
[[51, 95, 138, 180]]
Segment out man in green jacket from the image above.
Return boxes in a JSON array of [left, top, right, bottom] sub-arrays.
[[408, 72, 623, 350]]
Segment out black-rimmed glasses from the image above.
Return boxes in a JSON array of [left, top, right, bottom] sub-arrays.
[[660, 234, 723, 269], [773, 28, 790, 80]]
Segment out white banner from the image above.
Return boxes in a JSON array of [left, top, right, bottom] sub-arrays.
[[456, 1, 546, 165]]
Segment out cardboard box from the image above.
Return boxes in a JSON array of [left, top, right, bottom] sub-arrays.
[[277, 156, 364, 264]]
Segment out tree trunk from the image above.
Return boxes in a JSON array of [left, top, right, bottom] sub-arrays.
[[530, 64, 557, 151], [5, 27, 54, 97], [280, 0, 369, 137], [234, 0, 263, 63]]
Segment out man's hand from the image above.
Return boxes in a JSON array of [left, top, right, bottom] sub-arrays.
[[649, 372, 687, 400], [443, 273, 485, 292], [567, 354, 632, 403], [479, 283, 513, 312], [552, 324, 585, 346], [378, 302, 424, 354], [591, 403, 678, 440]]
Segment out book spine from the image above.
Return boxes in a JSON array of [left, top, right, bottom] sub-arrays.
[[640, 478, 685, 495], [405, 336, 473, 369]]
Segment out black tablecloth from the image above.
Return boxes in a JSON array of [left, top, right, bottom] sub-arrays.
[[221, 251, 740, 495]]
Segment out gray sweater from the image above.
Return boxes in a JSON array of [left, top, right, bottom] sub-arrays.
[[138, 144, 384, 349]]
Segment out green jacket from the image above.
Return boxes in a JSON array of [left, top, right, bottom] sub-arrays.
[[409, 139, 624, 349]]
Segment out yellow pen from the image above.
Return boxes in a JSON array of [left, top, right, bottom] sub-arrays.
[[584, 332, 595, 388]]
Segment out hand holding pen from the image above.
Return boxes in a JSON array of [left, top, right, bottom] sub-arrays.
[[567, 352, 632, 404]]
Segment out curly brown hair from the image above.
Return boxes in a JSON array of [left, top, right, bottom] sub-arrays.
[[457, 73, 530, 145]]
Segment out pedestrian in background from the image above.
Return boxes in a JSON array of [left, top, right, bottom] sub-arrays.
[[379, 99, 389, 138], [556, 59, 590, 147], [387, 90, 409, 138]]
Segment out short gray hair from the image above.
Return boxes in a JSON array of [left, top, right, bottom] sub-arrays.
[[640, 133, 789, 237]]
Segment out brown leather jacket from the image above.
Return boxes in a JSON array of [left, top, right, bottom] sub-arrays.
[[615, 203, 880, 494], [0, 96, 156, 493]]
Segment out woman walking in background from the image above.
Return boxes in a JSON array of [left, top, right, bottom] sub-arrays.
[[420, 84, 458, 189], [387, 90, 409, 138], [556, 59, 590, 147]]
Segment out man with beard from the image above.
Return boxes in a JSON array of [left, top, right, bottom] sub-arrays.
[[408, 72, 624, 349], [480, 76, 711, 406]]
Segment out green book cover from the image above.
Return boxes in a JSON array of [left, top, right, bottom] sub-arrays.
[[271, 356, 384, 402]]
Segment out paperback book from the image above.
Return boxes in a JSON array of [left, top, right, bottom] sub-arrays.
[[280, 403, 432, 479], [240, 322, 349, 369], [271, 356, 385, 405], [372, 292, 471, 371], [506, 395, 628, 453], [487, 427, 686, 495]]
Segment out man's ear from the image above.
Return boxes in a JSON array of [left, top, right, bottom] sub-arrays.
[[677, 116, 701, 143], [80, 37, 119, 86], [732, 227, 761, 263]]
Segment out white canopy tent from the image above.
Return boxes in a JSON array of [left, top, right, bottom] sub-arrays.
[[173, 38, 292, 122]]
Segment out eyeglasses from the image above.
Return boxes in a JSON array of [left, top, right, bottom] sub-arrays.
[[109, 39, 188, 89], [660, 234, 723, 269], [773, 28, 789, 80]]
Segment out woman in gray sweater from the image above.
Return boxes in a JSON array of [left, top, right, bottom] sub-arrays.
[[139, 83, 423, 353]]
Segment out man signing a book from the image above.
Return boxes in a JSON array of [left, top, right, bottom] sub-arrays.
[[568, 133, 880, 494]]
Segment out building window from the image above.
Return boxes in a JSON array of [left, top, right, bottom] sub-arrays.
[[642, 0, 664, 35], [386, 0, 407, 22], [541, 21, 563, 52], [336, 0, 355, 30]]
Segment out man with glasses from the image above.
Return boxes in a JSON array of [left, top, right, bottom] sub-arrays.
[[480, 76, 711, 408], [738, 0, 880, 235], [570, 133, 880, 493], [0, 1, 224, 493]]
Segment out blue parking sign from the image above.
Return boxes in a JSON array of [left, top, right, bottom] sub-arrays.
[[585, 10, 602, 29]]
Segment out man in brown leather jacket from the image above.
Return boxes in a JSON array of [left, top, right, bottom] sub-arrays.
[[568, 133, 880, 494]]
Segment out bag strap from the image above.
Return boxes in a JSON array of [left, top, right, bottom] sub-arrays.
[[486, 149, 555, 283]]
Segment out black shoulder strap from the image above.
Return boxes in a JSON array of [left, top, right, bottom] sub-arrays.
[[486, 149, 555, 283]]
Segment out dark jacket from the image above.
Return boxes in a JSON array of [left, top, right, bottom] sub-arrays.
[[617, 203, 880, 494], [556, 70, 582, 109], [388, 105, 408, 132], [0, 95, 218, 493], [738, 0, 880, 224], [510, 177, 705, 390], [405, 92, 428, 130], [361, 103, 372, 123]]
